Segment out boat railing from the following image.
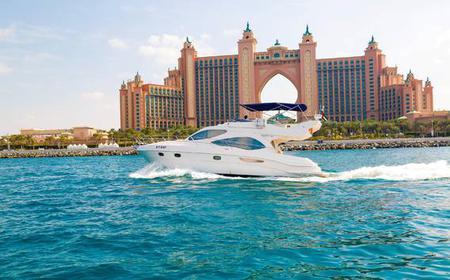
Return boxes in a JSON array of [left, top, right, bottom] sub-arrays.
[[133, 136, 182, 145], [255, 118, 266, 128]]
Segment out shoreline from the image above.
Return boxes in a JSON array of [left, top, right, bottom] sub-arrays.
[[0, 147, 138, 159], [1, 137, 450, 158], [285, 137, 450, 151]]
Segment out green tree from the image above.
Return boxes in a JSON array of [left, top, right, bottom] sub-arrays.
[[44, 136, 57, 147], [58, 134, 71, 149], [413, 122, 427, 137], [9, 135, 35, 149]]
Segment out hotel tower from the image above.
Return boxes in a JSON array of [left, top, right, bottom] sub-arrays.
[[120, 24, 433, 130]]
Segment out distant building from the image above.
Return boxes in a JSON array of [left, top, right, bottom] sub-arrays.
[[20, 127, 107, 143], [405, 111, 450, 124], [72, 127, 98, 141], [20, 129, 72, 142], [120, 23, 434, 129], [119, 74, 184, 130], [379, 71, 433, 121]]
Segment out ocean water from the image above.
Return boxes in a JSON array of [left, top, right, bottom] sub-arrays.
[[1, 147, 449, 279]]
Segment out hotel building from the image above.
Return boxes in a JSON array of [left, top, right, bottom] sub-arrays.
[[119, 24, 434, 130]]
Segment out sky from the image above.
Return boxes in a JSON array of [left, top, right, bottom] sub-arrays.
[[1, 0, 450, 134]]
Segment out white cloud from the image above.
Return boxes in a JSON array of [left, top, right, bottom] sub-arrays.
[[138, 33, 215, 65], [223, 28, 241, 37], [151, 73, 164, 82], [108, 38, 128, 49], [0, 26, 15, 40], [0, 63, 12, 75], [197, 34, 215, 55], [138, 34, 184, 64], [81, 91, 105, 100]]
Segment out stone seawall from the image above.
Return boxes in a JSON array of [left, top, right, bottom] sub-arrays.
[[0, 147, 138, 159], [2, 138, 450, 158], [285, 137, 450, 151]]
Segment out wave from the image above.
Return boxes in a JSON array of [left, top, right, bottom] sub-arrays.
[[129, 163, 223, 180], [290, 160, 450, 183], [130, 160, 450, 182]]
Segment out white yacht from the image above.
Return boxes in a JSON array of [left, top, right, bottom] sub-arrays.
[[137, 103, 324, 177]]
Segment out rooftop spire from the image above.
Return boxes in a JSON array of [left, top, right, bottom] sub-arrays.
[[244, 21, 251, 32], [303, 24, 312, 36], [369, 35, 376, 44], [186, 36, 191, 43], [406, 69, 414, 81], [135, 71, 141, 82], [274, 39, 280, 46]]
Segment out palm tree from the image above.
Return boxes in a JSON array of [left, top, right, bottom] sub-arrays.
[[8, 135, 35, 149], [413, 122, 426, 137]]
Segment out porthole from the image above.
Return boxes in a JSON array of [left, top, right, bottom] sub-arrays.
[[158, 152, 164, 156], [213, 155, 221, 160], [174, 153, 181, 158]]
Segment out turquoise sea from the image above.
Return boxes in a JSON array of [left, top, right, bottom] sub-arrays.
[[1, 147, 450, 279]]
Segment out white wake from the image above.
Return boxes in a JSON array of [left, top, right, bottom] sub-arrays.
[[292, 160, 450, 183], [129, 163, 224, 180], [130, 161, 450, 182]]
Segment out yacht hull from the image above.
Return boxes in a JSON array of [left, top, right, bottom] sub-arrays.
[[137, 143, 322, 178]]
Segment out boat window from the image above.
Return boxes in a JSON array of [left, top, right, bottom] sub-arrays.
[[213, 155, 221, 160], [158, 152, 164, 156], [188, 129, 227, 140], [174, 153, 181, 158], [212, 137, 265, 150]]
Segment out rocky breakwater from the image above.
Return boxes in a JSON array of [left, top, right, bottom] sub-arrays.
[[285, 137, 450, 151], [0, 147, 138, 159]]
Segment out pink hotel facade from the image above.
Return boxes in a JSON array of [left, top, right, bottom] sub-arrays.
[[120, 24, 434, 130]]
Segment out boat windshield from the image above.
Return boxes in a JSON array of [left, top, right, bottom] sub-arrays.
[[212, 137, 265, 150], [188, 129, 227, 141]]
